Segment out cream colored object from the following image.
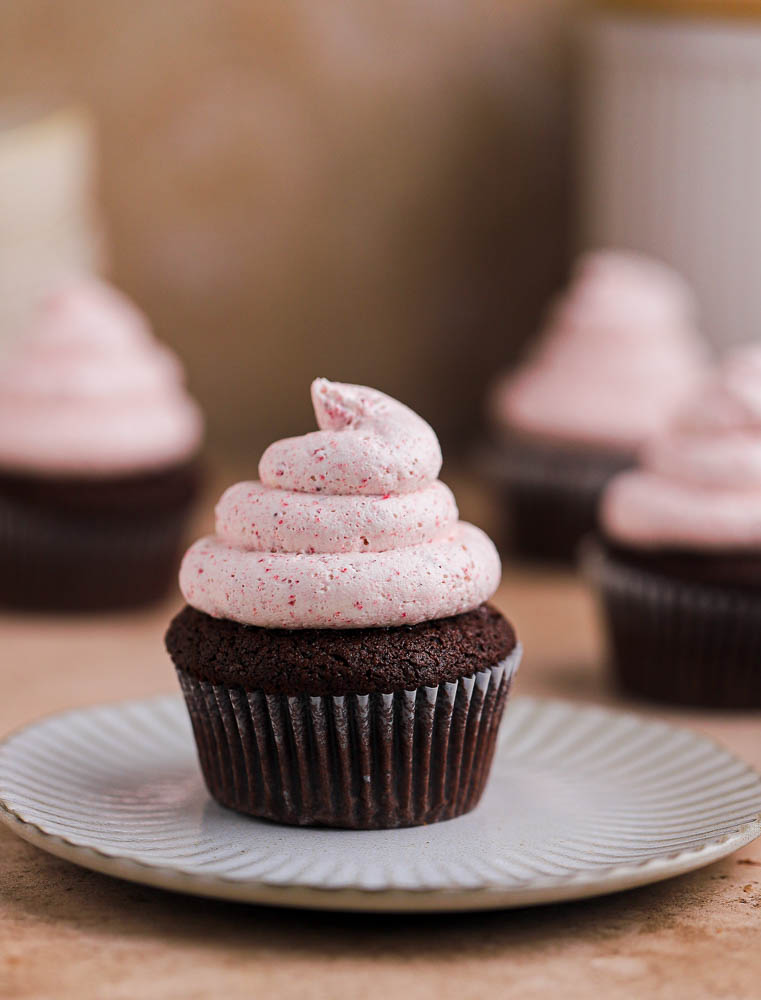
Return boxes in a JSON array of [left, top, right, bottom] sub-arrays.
[[580, 11, 761, 347], [0, 103, 104, 347]]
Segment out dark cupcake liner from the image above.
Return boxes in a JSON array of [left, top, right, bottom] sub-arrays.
[[479, 438, 632, 565], [0, 491, 195, 612], [176, 644, 521, 829], [0, 459, 201, 517], [582, 539, 761, 709]]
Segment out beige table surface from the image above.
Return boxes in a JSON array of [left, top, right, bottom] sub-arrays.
[[1, 477, 760, 1000]]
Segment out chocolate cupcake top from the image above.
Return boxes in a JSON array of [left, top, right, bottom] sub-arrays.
[[168, 603, 516, 694], [602, 345, 761, 552], [490, 250, 707, 452], [180, 379, 501, 628], [0, 278, 203, 477]]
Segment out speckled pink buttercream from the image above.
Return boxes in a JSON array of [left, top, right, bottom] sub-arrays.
[[602, 345, 761, 550], [259, 379, 442, 494], [492, 251, 707, 451], [180, 380, 501, 628], [0, 279, 203, 476]]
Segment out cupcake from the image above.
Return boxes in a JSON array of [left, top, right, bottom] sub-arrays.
[[586, 345, 761, 708], [0, 279, 203, 611], [166, 379, 520, 829], [485, 250, 707, 563]]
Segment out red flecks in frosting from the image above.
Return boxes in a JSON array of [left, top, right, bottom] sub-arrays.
[[179, 380, 501, 628]]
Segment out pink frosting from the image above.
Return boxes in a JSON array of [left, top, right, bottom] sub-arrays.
[[215, 480, 458, 554], [180, 380, 501, 628], [259, 379, 442, 494], [492, 250, 707, 451], [0, 279, 203, 475], [602, 345, 761, 550]]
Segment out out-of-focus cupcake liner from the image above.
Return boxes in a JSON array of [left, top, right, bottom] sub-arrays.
[[176, 644, 522, 829], [582, 539, 761, 709], [479, 438, 632, 564], [0, 459, 201, 517], [0, 492, 193, 611]]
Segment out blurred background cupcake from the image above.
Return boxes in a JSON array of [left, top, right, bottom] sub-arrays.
[[0, 279, 204, 611], [585, 345, 761, 708], [483, 250, 708, 564]]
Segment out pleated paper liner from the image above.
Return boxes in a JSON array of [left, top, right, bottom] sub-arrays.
[[177, 644, 522, 829], [0, 491, 192, 611], [583, 539, 761, 709], [0, 458, 201, 516]]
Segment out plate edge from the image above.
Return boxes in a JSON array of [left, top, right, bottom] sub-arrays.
[[2, 799, 760, 913], [2, 693, 761, 912]]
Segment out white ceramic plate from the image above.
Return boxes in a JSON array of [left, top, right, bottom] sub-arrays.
[[1, 695, 760, 912]]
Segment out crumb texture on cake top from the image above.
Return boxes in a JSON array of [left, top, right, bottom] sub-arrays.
[[166, 602, 516, 694]]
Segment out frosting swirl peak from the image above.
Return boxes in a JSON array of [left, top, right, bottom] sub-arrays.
[[259, 379, 442, 494], [181, 380, 500, 628]]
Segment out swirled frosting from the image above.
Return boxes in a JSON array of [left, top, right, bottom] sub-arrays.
[[180, 380, 501, 628], [0, 278, 203, 475], [492, 250, 707, 451], [602, 345, 761, 550]]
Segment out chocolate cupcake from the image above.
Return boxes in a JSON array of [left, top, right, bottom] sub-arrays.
[[585, 346, 761, 708], [0, 279, 203, 611], [484, 251, 707, 563], [166, 379, 520, 829]]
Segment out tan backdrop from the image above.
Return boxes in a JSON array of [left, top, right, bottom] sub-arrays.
[[0, 0, 574, 459]]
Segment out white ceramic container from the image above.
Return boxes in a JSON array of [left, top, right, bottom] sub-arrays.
[[580, 6, 761, 348]]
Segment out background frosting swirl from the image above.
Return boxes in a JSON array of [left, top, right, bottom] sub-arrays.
[[181, 380, 501, 628], [602, 345, 761, 550], [0, 278, 203, 476], [492, 250, 707, 451]]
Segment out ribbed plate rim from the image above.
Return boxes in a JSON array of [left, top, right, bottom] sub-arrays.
[[1, 694, 759, 913]]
